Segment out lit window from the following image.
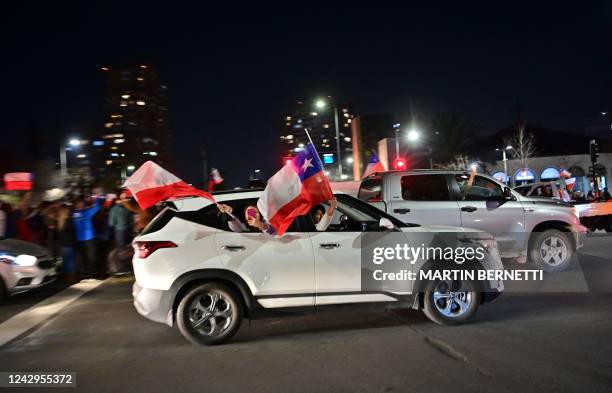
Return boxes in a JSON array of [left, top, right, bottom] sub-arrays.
[[342, 108, 348, 113], [286, 122, 291, 126], [100, 67, 109, 71], [111, 153, 119, 157], [140, 65, 147, 69], [298, 143, 305, 148], [136, 100, 146, 106], [104, 122, 114, 128], [322, 124, 330, 128], [344, 113, 350, 118], [344, 137, 351, 142], [286, 134, 294, 140], [111, 146, 118, 150], [347, 118, 352, 123], [121, 94, 130, 99], [111, 114, 123, 118], [106, 160, 113, 165], [93, 140, 104, 146], [120, 101, 128, 107], [286, 116, 292, 121], [149, 151, 158, 156], [114, 138, 125, 144], [137, 77, 144, 81], [310, 112, 318, 116], [77, 154, 86, 158]]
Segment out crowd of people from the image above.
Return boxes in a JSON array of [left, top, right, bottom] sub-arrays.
[[0, 191, 159, 282]]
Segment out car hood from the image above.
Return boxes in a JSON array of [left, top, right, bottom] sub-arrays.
[[0, 238, 51, 257]]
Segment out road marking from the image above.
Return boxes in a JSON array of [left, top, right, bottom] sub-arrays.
[[0, 279, 109, 347]]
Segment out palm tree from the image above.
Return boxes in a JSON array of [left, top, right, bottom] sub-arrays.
[[429, 113, 479, 163]]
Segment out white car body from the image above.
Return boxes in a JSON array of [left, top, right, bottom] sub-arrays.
[[0, 239, 57, 297], [132, 191, 504, 329]]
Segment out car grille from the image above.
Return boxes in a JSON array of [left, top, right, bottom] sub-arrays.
[[36, 257, 56, 270]]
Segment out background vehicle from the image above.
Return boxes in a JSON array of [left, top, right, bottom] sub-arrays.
[[0, 239, 57, 301], [514, 181, 612, 232], [356, 170, 587, 272], [131, 191, 504, 345]]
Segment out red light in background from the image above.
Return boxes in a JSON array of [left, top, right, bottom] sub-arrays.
[[392, 158, 407, 170]]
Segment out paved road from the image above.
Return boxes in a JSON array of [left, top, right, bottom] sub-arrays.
[[1, 236, 611, 393]]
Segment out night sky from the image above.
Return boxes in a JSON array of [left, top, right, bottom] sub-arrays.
[[2, 3, 611, 186]]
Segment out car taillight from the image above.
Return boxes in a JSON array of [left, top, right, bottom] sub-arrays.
[[133, 241, 177, 259]]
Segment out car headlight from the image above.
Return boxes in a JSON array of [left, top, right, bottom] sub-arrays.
[[0, 253, 37, 266]]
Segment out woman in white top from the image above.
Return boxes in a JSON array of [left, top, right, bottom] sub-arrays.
[[311, 198, 337, 231]]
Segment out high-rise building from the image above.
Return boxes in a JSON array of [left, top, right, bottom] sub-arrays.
[[280, 98, 355, 180], [97, 64, 171, 180]]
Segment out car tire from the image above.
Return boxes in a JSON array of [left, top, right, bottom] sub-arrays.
[[422, 278, 480, 326], [176, 282, 243, 345], [529, 229, 573, 272]]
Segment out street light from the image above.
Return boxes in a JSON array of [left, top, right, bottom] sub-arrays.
[[407, 129, 420, 142], [495, 146, 514, 183], [60, 137, 83, 182], [314, 98, 343, 179]]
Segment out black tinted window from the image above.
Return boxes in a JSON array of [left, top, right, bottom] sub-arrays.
[[401, 175, 450, 201], [358, 176, 383, 201]]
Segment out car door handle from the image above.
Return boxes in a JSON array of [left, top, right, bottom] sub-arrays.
[[221, 245, 246, 252], [524, 207, 534, 212], [319, 243, 340, 250], [393, 208, 411, 214], [461, 206, 478, 212]]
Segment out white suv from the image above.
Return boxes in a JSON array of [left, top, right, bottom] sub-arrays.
[[132, 191, 504, 345]]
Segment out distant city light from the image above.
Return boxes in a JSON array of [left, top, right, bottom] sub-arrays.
[[149, 151, 158, 156], [127, 165, 136, 170], [114, 138, 125, 144], [310, 112, 318, 116], [100, 67, 109, 71], [93, 140, 104, 146], [77, 154, 86, 158], [136, 100, 146, 106], [346, 157, 354, 164], [315, 99, 326, 109], [69, 139, 80, 146]]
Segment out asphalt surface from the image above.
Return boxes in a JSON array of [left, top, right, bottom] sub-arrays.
[[1, 235, 612, 393]]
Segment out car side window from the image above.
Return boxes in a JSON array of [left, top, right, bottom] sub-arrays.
[[455, 175, 504, 201], [401, 174, 450, 201], [358, 176, 383, 202]]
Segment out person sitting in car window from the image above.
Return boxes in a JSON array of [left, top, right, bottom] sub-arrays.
[[217, 204, 276, 235], [310, 198, 337, 231]]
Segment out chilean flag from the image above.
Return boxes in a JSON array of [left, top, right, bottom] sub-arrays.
[[123, 161, 215, 209], [258, 143, 333, 236], [3, 172, 33, 191], [362, 153, 386, 178]]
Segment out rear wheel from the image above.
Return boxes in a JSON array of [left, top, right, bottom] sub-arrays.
[[176, 283, 243, 345], [529, 229, 573, 272], [422, 278, 480, 325]]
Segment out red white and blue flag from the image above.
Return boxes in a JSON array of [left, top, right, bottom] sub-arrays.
[[258, 143, 333, 236], [3, 172, 33, 191], [123, 161, 215, 209], [362, 153, 386, 178]]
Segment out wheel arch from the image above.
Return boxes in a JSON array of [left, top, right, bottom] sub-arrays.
[[170, 269, 259, 320], [529, 221, 575, 251]]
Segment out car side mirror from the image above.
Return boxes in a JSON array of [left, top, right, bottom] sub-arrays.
[[379, 217, 395, 230], [503, 187, 513, 199]]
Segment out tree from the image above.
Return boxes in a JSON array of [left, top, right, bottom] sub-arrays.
[[430, 113, 479, 163], [434, 154, 472, 170], [504, 124, 536, 168]]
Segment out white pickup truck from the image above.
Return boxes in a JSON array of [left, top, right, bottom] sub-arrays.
[[349, 170, 587, 272]]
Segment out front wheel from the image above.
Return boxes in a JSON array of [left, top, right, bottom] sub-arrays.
[[422, 278, 480, 325], [529, 229, 573, 272], [176, 283, 243, 345]]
